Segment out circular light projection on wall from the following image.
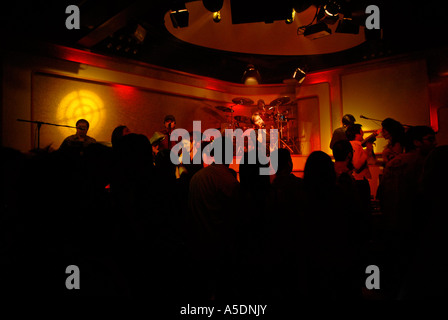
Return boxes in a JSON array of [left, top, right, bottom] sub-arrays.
[[57, 90, 105, 136]]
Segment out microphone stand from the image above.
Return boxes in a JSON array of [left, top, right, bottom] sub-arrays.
[[360, 115, 413, 128], [17, 119, 76, 149]]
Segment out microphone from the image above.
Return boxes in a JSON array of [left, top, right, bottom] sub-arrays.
[[360, 115, 368, 119]]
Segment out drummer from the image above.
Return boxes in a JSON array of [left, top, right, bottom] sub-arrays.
[[241, 111, 274, 155], [251, 112, 265, 130]]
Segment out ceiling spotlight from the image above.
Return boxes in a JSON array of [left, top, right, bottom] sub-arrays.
[[170, 3, 189, 28], [304, 22, 332, 39], [317, 1, 341, 25], [285, 9, 296, 24], [292, 67, 306, 83], [324, 1, 341, 17], [242, 64, 261, 85], [132, 24, 147, 44], [212, 11, 222, 23], [283, 67, 306, 85]]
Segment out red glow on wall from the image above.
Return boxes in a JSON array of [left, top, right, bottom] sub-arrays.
[[305, 71, 333, 85], [113, 84, 137, 99], [57, 47, 109, 69], [430, 104, 439, 132], [204, 82, 224, 91], [113, 83, 135, 94]]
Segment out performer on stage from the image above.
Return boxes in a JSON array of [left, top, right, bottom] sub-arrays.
[[251, 112, 265, 130], [158, 114, 176, 151], [243, 111, 277, 162], [59, 119, 96, 154], [330, 114, 356, 150], [242, 112, 269, 154]]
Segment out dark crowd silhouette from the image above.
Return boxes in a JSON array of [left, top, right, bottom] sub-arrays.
[[1, 119, 446, 304]]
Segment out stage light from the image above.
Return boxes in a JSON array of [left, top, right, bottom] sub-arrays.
[[283, 67, 306, 85], [242, 64, 261, 85], [285, 9, 296, 24], [170, 3, 189, 28], [212, 11, 222, 23], [324, 1, 341, 17], [317, 1, 341, 25], [304, 22, 332, 39], [57, 90, 105, 138], [292, 67, 306, 83], [132, 24, 147, 44]]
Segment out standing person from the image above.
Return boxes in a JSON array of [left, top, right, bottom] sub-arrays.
[[332, 140, 355, 185], [244, 111, 274, 155], [158, 115, 176, 151], [346, 124, 374, 182], [149, 131, 166, 161], [59, 119, 96, 154], [302, 151, 362, 299], [378, 125, 437, 299], [186, 136, 240, 301], [381, 118, 405, 166], [111, 125, 130, 150], [330, 114, 356, 150], [346, 123, 375, 244]]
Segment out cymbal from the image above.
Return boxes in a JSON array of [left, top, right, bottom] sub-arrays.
[[234, 115, 250, 123], [269, 96, 291, 106], [215, 105, 232, 112], [232, 97, 254, 105]]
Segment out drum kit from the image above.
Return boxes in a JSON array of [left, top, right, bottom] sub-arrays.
[[215, 96, 299, 153]]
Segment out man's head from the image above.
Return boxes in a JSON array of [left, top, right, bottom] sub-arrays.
[[346, 123, 363, 141], [251, 112, 265, 129], [342, 114, 356, 127], [404, 125, 437, 156], [76, 119, 89, 138], [164, 115, 176, 130]]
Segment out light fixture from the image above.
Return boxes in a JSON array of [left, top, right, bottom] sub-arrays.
[[285, 9, 296, 24], [212, 11, 221, 23], [317, 1, 341, 25], [292, 67, 306, 83], [304, 21, 332, 39], [283, 67, 306, 85], [242, 64, 261, 85], [170, 3, 189, 28], [132, 24, 147, 44]]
